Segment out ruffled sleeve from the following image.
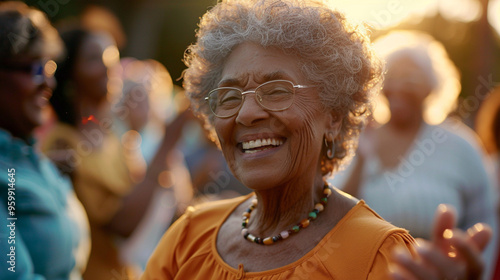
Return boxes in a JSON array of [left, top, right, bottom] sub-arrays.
[[368, 231, 417, 279]]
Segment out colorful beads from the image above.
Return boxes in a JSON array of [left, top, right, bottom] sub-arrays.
[[323, 188, 332, 197], [300, 218, 310, 228], [263, 237, 273, 245], [248, 234, 256, 242], [314, 203, 324, 212], [241, 182, 333, 245]]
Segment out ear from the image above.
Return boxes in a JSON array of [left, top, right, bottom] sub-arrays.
[[325, 111, 342, 139]]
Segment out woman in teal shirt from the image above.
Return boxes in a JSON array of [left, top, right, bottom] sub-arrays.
[[0, 2, 90, 279]]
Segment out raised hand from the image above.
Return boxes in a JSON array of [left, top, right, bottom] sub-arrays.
[[390, 204, 492, 280]]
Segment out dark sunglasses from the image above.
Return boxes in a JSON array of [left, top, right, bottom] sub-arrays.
[[0, 60, 57, 84]]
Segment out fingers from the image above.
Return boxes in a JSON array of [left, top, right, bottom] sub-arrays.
[[391, 205, 491, 280], [415, 238, 467, 280], [450, 224, 491, 279], [389, 263, 419, 280], [392, 225, 491, 280], [467, 223, 492, 252], [432, 204, 456, 245], [391, 246, 440, 280]]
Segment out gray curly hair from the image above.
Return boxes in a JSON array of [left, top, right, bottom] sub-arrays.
[[183, 0, 382, 175]]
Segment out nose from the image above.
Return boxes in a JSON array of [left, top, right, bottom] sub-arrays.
[[235, 92, 269, 126], [45, 75, 57, 90]]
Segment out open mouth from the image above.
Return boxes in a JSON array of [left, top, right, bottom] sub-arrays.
[[35, 88, 53, 108], [240, 138, 285, 154]]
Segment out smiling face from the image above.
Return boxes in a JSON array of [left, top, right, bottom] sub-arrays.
[[0, 57, 56, 138], [213, 42, 338, 190]]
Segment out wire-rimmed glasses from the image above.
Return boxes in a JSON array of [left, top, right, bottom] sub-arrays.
[[205, 79, 313, 118]]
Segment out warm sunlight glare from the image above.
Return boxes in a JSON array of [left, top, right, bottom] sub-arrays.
[[102, 45, 120, 68], [438, 0, 482, 22], [327, 0, 435, 29], [489, 0, 500, 36], [327, 0, 481, 29], [44, 60, 57, 77], [372, 95, 391, 125]]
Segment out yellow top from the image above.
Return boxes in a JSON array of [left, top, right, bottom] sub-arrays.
[[142, 194, 416, 280], [41, 122, 134, 280]]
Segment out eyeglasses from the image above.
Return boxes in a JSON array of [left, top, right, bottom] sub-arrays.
[[0, 59, 57, 85], [205, 79, 313, 118]]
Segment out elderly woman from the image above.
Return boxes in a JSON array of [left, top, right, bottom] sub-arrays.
[[0, 2, 89, 279], [335, 30, 498, 279], [142, 1, 491, 279]]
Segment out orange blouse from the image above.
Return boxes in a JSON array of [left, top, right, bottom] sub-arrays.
[[141, 195, 416, 279]]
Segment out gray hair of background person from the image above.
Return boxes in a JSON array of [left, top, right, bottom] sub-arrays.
[[373, 31, 461, 125], [182, 0, 383, 175], [0, 1, 62, 62]]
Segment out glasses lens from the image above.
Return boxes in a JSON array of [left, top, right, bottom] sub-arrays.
[[256, 80, 295, 110], [32, 62, 45, 84], [208, 88, 243, 117]]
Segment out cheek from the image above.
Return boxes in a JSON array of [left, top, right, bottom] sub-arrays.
[[285, 99, 325, 171], [214, 119, 234, 155], [78, 66, 100, 82], [3, 75, 36, 103]]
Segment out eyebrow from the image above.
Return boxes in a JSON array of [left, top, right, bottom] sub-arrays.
[[218, 71, 291, 87], [262, 71, 289, 81]]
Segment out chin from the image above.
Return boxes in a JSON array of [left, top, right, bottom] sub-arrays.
[[28, 112, 45, 128], [236, 171, 283, 191]]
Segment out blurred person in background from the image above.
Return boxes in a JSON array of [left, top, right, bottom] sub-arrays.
[[41, 26, 192, 280], [110, 57, 193, 271], [476, 86, 500, 190], [475, 86, 500, 279], [0, 2, 90, 279], [181, 116, 251, 203], [332, 30, 498, 279]]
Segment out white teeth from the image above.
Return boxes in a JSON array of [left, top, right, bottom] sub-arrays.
[[242, 138, 284, 151]]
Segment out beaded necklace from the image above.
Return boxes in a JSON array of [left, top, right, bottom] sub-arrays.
[[241, 183, 333, 245]]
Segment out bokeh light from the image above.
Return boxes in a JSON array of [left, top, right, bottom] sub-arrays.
[[489, 0, 500, 36], [328, 0, 482, 30], [44, 60, 57, 77], [102, 45, 120, 68]]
